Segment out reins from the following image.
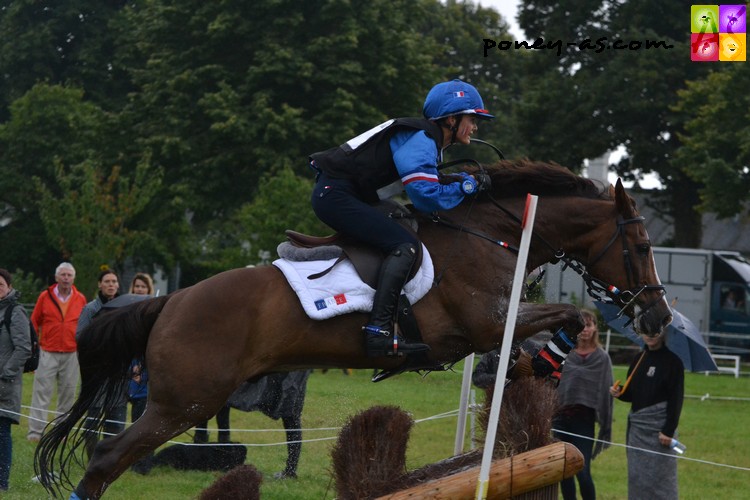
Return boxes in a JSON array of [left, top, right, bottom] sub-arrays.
[[431, 184, 666, 316]]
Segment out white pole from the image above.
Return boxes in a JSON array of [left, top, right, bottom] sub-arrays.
[[470, 389, 476, 449], [475, 194, 538, 500], [454, 353, 476, 455]]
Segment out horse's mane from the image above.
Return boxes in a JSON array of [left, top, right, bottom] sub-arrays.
[[465, 159, 608, 200]]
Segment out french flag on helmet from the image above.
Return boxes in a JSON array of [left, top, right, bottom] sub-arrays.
[[423, 79, 494, 121]]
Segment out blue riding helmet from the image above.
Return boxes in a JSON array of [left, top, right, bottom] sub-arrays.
[[423, 80, 495, 121]]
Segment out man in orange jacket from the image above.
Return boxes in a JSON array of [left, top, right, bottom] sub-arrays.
[[27, 262, 87, 442]]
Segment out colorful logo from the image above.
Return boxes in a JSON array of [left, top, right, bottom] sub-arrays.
[[691, 5, 747, 61]]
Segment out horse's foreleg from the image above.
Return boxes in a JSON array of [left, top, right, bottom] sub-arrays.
[[509, 303, 585, 380], [514, 302, 584, 341], [72, 402, 221, 499]]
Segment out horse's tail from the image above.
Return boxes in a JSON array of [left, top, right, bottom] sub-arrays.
[[34, 294, 173, 497]]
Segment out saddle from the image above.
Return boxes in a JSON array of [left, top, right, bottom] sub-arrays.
[[283, 200, 423, 288]]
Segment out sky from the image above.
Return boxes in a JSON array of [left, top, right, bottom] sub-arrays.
[[476, 0, 523, 38]]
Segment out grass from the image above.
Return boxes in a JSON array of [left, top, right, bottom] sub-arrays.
[[4, 363, 750, 499]]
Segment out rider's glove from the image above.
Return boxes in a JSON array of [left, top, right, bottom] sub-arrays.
[[459, 175, 478, 195]]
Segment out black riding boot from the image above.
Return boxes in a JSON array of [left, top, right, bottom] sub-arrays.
[[364, 243, 430, 357]]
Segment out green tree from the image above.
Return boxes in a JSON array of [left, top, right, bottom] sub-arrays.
[[35, 156, 162, 294], [516, 0, 708, 246], [0, 84, 109, 279], [675, 64, 750, 217], [7, 269, 44, 306], [0, 0, 132, 119], [194, 167, 327, 277], [114, 0, 441, 231]]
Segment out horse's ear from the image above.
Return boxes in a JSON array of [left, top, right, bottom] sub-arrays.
[[614, 178, 636, 218]]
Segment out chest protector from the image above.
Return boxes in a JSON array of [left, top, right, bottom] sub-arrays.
[[310, 118, 443, 202]]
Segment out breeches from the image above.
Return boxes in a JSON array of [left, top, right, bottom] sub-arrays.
[[311, 174, 418, 253]]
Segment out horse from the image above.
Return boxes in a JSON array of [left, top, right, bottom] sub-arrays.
[[35, 159, 672, 499]]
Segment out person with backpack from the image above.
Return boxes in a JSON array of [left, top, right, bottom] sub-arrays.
[[0, 268, 32, 491], [27, 262, 87, 443]]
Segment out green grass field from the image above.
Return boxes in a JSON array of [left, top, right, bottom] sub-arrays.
[[4, 363, 750, 499]]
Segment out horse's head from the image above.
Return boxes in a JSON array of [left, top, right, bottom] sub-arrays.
[[585, 179, 673, 336]]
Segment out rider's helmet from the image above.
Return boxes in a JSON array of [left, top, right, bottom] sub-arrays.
[[422, 79, 494, 121]]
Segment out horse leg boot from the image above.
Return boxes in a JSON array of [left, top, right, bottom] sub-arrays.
[[363, 243, 429, 357], [530, 328, 576, 383]]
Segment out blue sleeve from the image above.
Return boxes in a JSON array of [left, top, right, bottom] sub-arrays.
[[390, 130, 467, 213]]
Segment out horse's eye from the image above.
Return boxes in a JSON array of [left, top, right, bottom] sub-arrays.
[[636, 243, 651, 255]]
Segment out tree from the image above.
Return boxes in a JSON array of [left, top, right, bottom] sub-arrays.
[[114, 0, 442, 231], [0, 0, 132, 119], [192, 167, 328, 279], [35, 156, 162, 293], [0, 84, 109, 279], [516, 0, 708, 246], [675, 64, 750, 218]]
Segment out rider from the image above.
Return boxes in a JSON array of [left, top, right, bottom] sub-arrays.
[[309, 79, 494, 357]]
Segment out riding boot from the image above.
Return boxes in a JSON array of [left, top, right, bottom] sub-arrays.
[[363, 243, 430, 357], [531, 328, 576, 379]]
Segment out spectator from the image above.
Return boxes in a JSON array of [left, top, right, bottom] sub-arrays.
[[127, 272, 154, 473], [472, 337, 545, 389], [610, 331, 684, 499], [127, 273, 154, 426], [191, 370, 312, 479], [0, 269, 32, 491], [553, 309, 613, 500], [76, 268, 127, 459], [27, 262, 87, 442]]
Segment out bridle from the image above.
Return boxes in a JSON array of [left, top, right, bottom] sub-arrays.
[[556, 213, 666, 319], [434, 140, 666, 320], [431, 192, 666, 320]]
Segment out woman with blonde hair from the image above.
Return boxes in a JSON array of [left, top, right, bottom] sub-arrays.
[[129, 273, 154, 296]]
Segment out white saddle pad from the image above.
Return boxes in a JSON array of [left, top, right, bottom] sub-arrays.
[[273, 244, 434, 320]]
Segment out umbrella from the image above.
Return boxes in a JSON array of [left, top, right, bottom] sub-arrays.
[[594, 301, 718, 372], [101, 293, 152, 310]]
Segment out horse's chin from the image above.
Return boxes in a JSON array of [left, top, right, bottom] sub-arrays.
[[634, 305, 673, 337]]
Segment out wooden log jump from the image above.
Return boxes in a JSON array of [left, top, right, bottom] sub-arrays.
[[376, 441, 584, 500]]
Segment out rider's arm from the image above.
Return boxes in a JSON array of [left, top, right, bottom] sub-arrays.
[[390, 130, 470, 213]]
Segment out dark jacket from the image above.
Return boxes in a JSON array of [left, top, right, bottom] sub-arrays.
[[310, 117, 443, 202], [0, 289, 31, 424]]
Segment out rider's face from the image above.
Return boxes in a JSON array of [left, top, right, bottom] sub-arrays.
[[452, 115, 478, 145]]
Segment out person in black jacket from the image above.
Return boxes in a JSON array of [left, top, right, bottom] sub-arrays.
[[610, 332, 684, 499], [310, 79, 494, 358]]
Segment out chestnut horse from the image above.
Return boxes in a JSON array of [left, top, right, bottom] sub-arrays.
[[35, 160, 672, 498]]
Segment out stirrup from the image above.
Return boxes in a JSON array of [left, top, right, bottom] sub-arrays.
[[363, 325, 429, 357]]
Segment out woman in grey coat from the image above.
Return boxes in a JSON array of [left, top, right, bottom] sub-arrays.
[[0, 268, 32, 491]]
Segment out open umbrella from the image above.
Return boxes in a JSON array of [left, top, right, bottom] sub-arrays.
[[594, 301, 718, 372]]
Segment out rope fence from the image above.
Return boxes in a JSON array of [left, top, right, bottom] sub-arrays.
[[9, 397, 749, 473]]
